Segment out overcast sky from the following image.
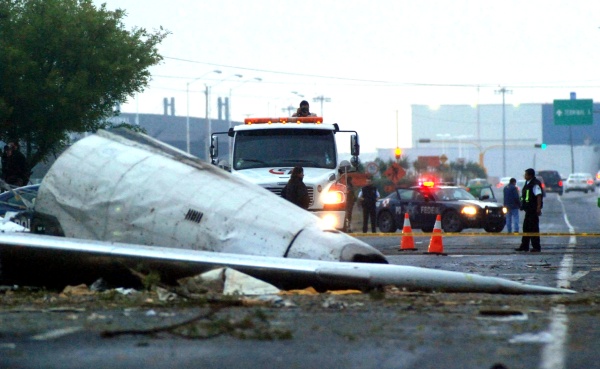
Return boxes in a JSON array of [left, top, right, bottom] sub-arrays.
[[94, 0, 600, 152]]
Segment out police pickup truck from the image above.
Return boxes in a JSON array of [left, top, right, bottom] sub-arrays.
[[376, 183, 507, 233]]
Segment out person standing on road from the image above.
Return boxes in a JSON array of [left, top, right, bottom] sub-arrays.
[[281, 166, 310, 209], [358, 177, 380, 233], [503, 177, 520, 233], [344, 176, 356, 232], [515, 168, 543, 252]]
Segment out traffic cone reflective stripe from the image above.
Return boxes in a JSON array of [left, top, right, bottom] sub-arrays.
[[427, 214, 446, 255], [400, 212, 417, 251]]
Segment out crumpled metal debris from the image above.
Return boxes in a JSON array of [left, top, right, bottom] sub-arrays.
[[177, 267, 280, 296]]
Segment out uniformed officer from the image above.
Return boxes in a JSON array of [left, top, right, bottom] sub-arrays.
[[515, 168, 543, 252], [358, 177, 380, 233]]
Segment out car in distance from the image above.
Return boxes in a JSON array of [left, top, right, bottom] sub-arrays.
[[0, 184, 40, 217], [537, 170, 563, 195], [564, 173, 595, 193], [376, 184, 507, 233], [466, 178, 489, 187], [465, 183, 498, 202], [496, 177, 513, 189]]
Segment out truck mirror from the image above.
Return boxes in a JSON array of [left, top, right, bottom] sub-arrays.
[[351, 135, 360, 156], [210, 136, 219, 162]]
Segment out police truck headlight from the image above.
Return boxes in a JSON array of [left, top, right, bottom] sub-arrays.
[[461, 206, 477, 216], [502, 207, 508, 214]]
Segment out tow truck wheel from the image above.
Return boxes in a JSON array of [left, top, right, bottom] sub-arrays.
[[377, 211, 396, 233], [441, 210, 463, 233]]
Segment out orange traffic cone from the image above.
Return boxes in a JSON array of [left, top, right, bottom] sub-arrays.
[[426, 214, 446, 255], [399, 213, 417, 251]]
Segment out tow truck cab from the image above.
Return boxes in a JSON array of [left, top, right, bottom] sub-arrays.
[[210, 116, 360, 230]]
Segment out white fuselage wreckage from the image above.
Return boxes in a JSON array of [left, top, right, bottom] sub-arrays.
[[33, 129, 386, 264]]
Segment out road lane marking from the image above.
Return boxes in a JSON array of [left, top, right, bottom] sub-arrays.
[[539, 196, 575, 369]]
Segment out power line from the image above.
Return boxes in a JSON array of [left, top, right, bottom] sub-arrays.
[[162, 56, 600, 89]]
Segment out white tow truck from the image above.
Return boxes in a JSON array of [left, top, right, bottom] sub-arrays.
[[210, 116, 360, 230]]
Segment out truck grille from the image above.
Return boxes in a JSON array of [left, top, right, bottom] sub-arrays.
[[485, 206, 504, 218], [264, 185, 315, 207]]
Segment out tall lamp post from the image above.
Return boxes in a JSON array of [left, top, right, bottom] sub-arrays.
[[228, 77, 262, 148], [228, 77, 262, 130], [205, 74, 243, 160], [313, 95, 331, 116], [495, 86, 512, 177], [186, 70, 221, 154]]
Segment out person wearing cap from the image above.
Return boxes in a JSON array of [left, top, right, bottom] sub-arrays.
[[515, 168, 544, 252], [292, 100, 317, 117]]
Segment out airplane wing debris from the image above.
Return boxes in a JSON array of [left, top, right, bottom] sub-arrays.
[[0, 232, 575, 294]]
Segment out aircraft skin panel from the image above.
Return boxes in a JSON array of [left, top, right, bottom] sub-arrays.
[[33, 129, 386, 263], [0, 232, 574, 294]]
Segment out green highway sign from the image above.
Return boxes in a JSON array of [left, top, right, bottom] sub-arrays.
[[553, 99, 593, 125]]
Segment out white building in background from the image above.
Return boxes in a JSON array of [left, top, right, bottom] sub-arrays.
[[375, 103, 600, 183]]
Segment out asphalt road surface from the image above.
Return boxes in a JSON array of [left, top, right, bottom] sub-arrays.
[[1, 191, 599, 369]]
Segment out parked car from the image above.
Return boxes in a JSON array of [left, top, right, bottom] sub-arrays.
[[537, 170, 563, 195], [564, 173, 595, 193], [376, 184, 506, 233], [496, 177, 513, 189], [466, 178, 489, 187], [465, 183, 498, 202], [0, 184, 40, 217]]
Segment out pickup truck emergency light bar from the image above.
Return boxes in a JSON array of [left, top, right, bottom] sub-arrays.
[[244, 117, 323, 125]]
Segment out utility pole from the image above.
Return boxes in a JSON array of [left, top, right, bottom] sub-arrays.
[[495, 86, 512, 177], [282, 106, 295, 116], [313, 95, 331, 116]]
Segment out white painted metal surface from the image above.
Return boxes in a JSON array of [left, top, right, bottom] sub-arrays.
[[0, 232, 575, 294], [34, 129, 385, 263]]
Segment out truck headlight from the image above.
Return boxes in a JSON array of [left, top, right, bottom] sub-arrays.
[[461, 206, 477, 215], [323, 190, 344, 204]]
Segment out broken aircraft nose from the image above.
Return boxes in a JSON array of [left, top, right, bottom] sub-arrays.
[[284, 225, 387, 263]]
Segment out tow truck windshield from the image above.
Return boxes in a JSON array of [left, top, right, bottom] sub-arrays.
[[233, 129, 337, 170]]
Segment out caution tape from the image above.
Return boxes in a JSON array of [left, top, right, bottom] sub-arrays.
[[349, 232, 600, 237]]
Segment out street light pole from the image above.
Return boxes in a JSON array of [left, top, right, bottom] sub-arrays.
[[205, 74, 243, 160], [186, 70, 221, 154], [228, 77, 262, 131], [228, 77, 262, 149], [313, 95, 331, 116], [495, 86, 512, 177]]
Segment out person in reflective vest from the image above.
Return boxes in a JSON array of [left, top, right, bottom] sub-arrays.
[[515, 168, 543, 252]]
